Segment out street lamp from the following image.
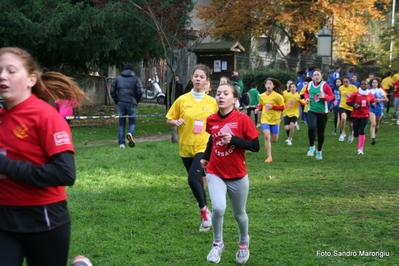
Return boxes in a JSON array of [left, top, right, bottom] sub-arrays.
[[317, 29, 332, 70]]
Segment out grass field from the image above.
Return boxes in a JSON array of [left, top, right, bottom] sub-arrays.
[[66, 104, 398, 265]]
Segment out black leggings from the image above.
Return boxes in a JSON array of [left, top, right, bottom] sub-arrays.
[[247, 107, 258, 125], [307, 111, 328, 151], [352, 117, 368, 137], [0, 222, 71, 266], [182, 153, 207, 208]]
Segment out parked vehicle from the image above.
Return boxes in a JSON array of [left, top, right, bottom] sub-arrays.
[[141, 72, 165, 105]]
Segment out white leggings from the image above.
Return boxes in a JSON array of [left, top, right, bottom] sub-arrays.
[[207, 173, 249, 245]]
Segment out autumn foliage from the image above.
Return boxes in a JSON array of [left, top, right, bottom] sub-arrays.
[[196, 0, 391, 64]]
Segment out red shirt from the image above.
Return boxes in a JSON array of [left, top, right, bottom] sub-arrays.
[[205, 110, 259, 179], [393, 80, 399, 98], [346, 91, 376, 118], [0, 95, 74, 206]]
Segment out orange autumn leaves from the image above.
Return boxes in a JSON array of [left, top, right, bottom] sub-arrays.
[[196, 0, 391, 64]]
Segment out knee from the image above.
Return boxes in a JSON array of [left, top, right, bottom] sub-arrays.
[[212, 205, 226, 217]]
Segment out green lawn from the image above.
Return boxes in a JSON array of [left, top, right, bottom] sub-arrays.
[[67, 106, 399, 265]]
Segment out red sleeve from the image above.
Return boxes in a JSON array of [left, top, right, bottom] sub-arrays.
[[303, 84, 309, 100], [272, 105, 285, 111], [257, 104, 263, 111], [322, 83, 334, 101]]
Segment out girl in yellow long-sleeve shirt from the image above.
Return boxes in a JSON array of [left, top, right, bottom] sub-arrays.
[[283, 83, 305, 145], [255, 78, 285, 163]]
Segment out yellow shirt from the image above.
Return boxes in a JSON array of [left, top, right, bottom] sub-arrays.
[[166, 93, 218, 157], [299, 83, 309, 112], [381, 76, 393, 91], [259, 91, 284, 125], [339, 84, 357, 111], [283, 92, 304, 118]]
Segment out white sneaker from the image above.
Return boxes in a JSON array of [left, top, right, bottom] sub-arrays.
[[287, 139, 292, 146], [316, 151, 323, 160], [207, 242, 224, 264], [236, 236, 250, 264], [200, 207, 212, 230], [357, 149, 364, 155], [338, 133, 346, 142], [119, 144, 125, 149], [348, 135, 354, 144], [307, 146, 315, 156], [126, 133, 135, 147], [295, 122, 300, 131], [256, 124, 261, 128]]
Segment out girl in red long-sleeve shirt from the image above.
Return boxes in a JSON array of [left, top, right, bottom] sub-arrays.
[[346, 80, 376, 155]]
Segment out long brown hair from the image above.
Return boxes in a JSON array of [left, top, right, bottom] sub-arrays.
[[0, 47, 90, 106], [264, 77, 284, 95]]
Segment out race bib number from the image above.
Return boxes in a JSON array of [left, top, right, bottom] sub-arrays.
[[193, 119, 204, 134]]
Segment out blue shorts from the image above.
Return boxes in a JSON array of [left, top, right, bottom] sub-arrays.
[[261, 124, 280, 134], [370, 108, 383, 117]]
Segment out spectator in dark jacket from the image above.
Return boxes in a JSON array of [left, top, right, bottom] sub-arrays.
[[110, 63, 143, 149]]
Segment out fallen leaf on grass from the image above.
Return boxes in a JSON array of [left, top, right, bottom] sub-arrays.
[[269, 175, 275, 180], [320, 177, 326, 180]]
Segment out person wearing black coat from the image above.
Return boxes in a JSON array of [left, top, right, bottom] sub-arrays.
[[110, 63, 143, 148]]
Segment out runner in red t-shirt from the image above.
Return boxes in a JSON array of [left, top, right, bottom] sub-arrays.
[[0, 47, 89, 266], [346, 80, 377, 155], [200, 84, 259, 264]]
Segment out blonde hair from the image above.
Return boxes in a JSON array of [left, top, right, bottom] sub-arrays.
[[0, 47, 90, 106]]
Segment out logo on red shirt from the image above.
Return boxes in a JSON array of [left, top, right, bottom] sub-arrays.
[[14, 124, 29, 138], [54, 132, 71, 146]]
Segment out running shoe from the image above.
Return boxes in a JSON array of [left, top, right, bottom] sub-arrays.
[[207, 242, 225, 264], [307, 146, 315, 156], [287, 139, 292, 146], [126, 133, 135, 147], [200, 207, 212, 230], [348, 135, 354, 144], [338, 133, 346, 142], [371, 138, 376, 145], [357, 149, 364, 155], [332, 129, 337, 135], [316, 151, 323, 160], [119, 144, 125, 149], [295, 123, 300, 131], [236, 236, 250, 264]]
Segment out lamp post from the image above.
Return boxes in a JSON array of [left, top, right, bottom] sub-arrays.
[[317, 29, 332, 71]]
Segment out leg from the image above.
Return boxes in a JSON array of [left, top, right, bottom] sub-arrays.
[[182, 154, 207, 208], [207, 174, 227, 243], [316, 113, 328, 151], [227, 175, 249, 245], [339, 110, 347, 139], [24, 222, 71, 266], [261, 125, 272, 162], [369, 112, 376, 139], [306, 111, 317, 147], [117, 103, 127, 145], [127, 103, 137, 136], [0, 230, 25, 266]]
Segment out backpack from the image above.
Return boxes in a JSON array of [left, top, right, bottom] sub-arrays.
[[240, 92, 250, 106]]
